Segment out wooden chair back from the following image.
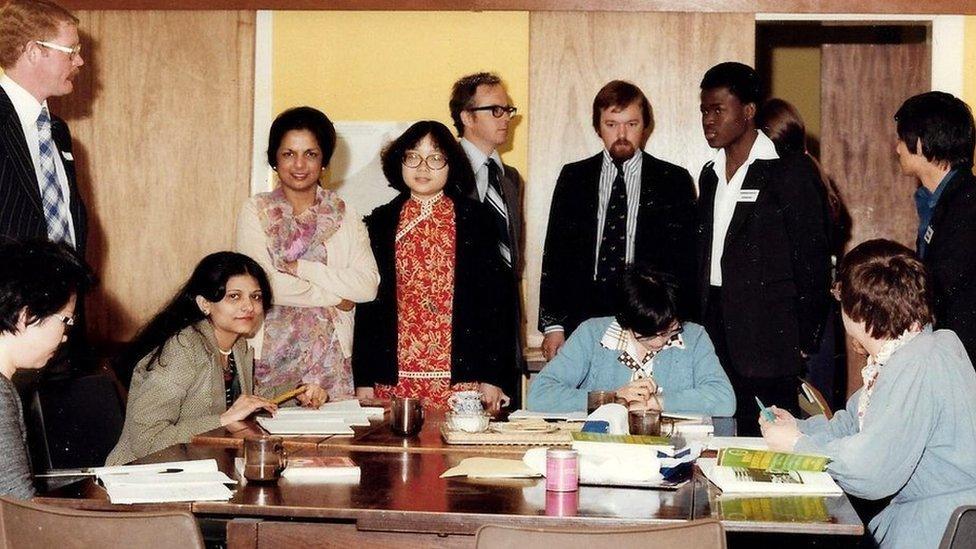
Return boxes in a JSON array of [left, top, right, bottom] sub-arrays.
[[798, 378, 833, 419], [940, 505, 976, 549]]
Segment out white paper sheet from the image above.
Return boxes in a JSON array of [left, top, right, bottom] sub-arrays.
[[256, 416, 355, 435], [705, 437, 769, 451], [508, 409, 587, 422]]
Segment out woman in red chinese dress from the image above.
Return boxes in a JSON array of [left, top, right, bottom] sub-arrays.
[[352, 121, 515, 412]]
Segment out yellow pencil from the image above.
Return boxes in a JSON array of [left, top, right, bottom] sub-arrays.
[[271, 386, 305, 405]]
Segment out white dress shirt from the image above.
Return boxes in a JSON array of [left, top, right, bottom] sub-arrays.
[[460, 137, 505, 204], [708, 130, 778, 286], [0, 74, 75, 244]]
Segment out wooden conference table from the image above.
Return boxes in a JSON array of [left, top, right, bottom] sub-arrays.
[[36, 412, 864, 547]]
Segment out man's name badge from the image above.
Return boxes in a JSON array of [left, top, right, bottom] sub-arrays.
[[924, 225, 934, 244], [737, 189, 759, 202]]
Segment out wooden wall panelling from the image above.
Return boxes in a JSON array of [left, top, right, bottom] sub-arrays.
[[51, 11, 256, 343], [820, 40, 930, 396], [59, 0, 976, 15], [525, 11, 755, 345]]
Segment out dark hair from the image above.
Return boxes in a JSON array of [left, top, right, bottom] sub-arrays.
[[894, 91, 975, 168], [838, 239, 932, 340], [449, 72, 503, 137], [0, 239, 93, 335], [760, 97, 845, 231], [380, 120, 475, 198], [700, 62, 761, 106], [115, 252, 272, 381], [267, 106, 337, 169], [614, 265, 680, 337], [592, 80, 653, 134]]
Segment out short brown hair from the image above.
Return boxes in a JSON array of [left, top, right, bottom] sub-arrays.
[[838, 239, 933, 340], [449, 72, 503, 137], [592, 80, 653, 133], [0, 0, 78, 69]]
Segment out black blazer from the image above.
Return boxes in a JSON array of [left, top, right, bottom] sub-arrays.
[[539, 151, 699, 335], [0, 87, 87, 256], [352, 194, 517, 389], [466, 161, 525, 278], [924, 166, 976, 362], [697, 155, 831, 378]]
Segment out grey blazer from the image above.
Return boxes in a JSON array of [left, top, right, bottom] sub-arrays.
[[106, 321, 254, 465]]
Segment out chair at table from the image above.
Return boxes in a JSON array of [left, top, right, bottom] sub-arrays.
[[940, 505, 976, 549], [474, 519, 726, 549], [798, 378, 833, 419], [0, 497, 204, 549]]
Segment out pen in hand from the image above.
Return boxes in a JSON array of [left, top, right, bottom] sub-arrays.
[[755, 396, 776, 422]]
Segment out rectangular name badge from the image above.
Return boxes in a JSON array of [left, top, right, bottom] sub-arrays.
[[737, 189, 759, 202], [61, 151, 74, 162], [924, 225, 934, 244]]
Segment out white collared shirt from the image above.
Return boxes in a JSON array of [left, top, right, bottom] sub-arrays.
[[595, 150, 642, 276], [708, 130, 778, 286], [0, 74, 75, 244], [460, 137, 505, 203]]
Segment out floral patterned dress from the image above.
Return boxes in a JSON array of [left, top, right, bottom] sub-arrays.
[[374, 193, 477, 409], [253, 187, 353, 399]]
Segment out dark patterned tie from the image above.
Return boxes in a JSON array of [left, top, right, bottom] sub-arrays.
[[485, 159, 512, 267], [596, 162, 627, 283]]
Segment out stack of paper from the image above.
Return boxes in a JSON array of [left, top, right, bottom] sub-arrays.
[[281, 456, 362, 482], [508, 409, 587, 422], [258, 399, 383, 435], [93, 460, 236, 504]]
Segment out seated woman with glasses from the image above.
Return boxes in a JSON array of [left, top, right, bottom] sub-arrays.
[[528, 266, 735, 416], [0, 240, 92, 498], [106, 252, 278, 465], [761, 240, 976, 549], [352, 120, 516, 412]]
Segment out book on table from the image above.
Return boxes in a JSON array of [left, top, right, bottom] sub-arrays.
[[570, 432, 674, 456], [699, 448, 842, 496], [281, 456, 361, 481]]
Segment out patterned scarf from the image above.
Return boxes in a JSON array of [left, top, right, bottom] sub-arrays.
[[252, 186, 353, 396], [599, 320, 685, 381], [856, 329, 921, 430]]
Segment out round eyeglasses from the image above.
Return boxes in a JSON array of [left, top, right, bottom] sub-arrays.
[[402, 152, 447, 170]]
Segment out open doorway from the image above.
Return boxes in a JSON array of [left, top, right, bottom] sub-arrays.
[[756, 22, 931, 405]]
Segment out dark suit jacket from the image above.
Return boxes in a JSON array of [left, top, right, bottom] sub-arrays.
[[697, 155, 831, 378], [352, 194, 517, 390], [0, 87, 87, 255], [923, 166, 976, 362], [539, 151, 699, 336]]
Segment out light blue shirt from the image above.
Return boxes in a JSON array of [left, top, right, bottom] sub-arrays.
[[528, 317, 735, 416]]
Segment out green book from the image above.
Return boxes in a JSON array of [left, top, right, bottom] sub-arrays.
[[717, 447, 829, 472], [571, 432, 671, 446]]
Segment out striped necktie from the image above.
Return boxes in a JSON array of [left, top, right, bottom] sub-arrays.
[[36, 106, 73, 246], [485, 159, 512, 267]]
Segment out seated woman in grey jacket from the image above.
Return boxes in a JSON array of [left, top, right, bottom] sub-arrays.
[[0, 240, 93, 498], [529, 266, 735, 416], [107, 252, 287, 465]]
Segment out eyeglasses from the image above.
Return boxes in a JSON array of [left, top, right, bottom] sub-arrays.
[[402, 152, 447, 170], [635, 325, 683, 344], [34, 40, 82, 61], [54, 314, 75, 327], [466, 105, 517, 118]]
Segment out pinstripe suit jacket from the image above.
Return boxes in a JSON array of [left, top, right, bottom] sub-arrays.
[[0, 87, 87, 255], [105, 322, 255, 465]]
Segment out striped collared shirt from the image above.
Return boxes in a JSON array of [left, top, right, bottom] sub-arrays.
[[594, 150, 642, 278]]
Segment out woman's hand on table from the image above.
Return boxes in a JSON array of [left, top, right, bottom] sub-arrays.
[[296, 383, 328, 408], [355, 386, 375, 399], [759, 406, 802, 452], [478, 383, 510, 414], [221, 395, 277, 425]]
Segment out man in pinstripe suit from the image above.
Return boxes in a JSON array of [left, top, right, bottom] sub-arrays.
[[539, 80, 699, 360], [0, 0, 87, 255], [451, 72, 526, 408]]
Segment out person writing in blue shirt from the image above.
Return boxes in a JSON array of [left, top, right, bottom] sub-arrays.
[[528, 265, 734, 416]]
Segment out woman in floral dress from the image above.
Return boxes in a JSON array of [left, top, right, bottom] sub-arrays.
[[236, 107, 379, 404], [352, 121, 515, 412]]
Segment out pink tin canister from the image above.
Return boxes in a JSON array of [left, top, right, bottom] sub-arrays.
[[545, 448, 579, 492]]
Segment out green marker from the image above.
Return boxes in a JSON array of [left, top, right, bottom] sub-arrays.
[[756, 396, 776, 422]]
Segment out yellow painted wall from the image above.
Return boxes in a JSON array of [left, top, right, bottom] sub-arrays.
[[272, 11, 529, 174], [965, 17, 976, 112], [769, 46, 822, 142]]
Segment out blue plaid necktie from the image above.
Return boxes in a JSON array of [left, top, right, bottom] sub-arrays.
[[36, 106, 72, 246]]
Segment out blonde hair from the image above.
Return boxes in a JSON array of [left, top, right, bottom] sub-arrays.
[[0, 0, 78, 69]]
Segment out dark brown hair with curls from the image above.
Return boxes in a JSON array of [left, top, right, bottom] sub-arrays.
[[838, 239, 933, 340]]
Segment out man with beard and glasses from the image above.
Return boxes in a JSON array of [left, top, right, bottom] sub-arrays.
[[539, 80, 698, 361], [697, 62, 830, 434]]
